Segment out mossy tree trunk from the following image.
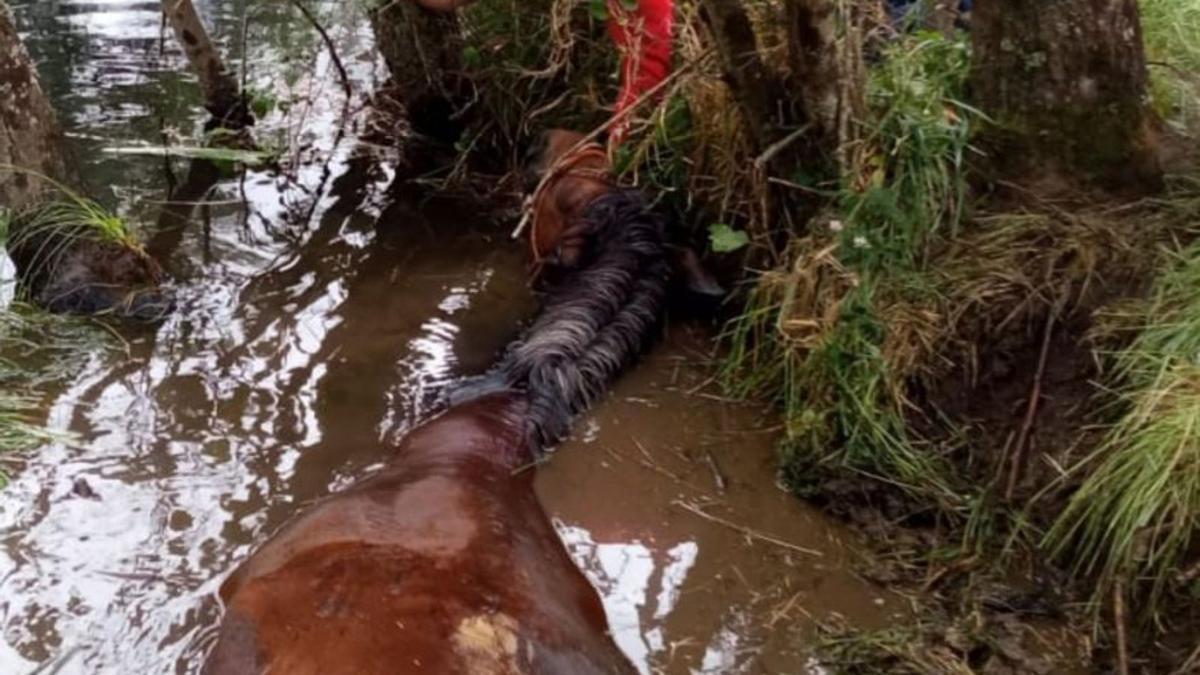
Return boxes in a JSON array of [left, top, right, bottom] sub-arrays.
[[0, 0, 66, 210], [970, 0, 1162, 192]]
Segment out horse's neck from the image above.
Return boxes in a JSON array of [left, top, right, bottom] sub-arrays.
[[388, 392, 534, 474]]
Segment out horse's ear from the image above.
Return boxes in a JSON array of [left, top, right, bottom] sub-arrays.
[[670, 245, 725, 298]]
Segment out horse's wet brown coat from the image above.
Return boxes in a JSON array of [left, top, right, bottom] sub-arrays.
[[205, 393, 635, 675]]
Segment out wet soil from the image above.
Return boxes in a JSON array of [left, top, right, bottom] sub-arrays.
[[0, 2, 895, 673], [540, 327, 901, 673]]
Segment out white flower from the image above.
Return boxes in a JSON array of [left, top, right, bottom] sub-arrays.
[[829, 219, 844, 232], [853, 235, 870, 249]]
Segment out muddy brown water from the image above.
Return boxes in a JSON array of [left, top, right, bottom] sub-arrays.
[[0, 2, 895, 673]]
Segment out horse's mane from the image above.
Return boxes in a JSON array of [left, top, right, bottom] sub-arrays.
[[463, 188, 669, 452]]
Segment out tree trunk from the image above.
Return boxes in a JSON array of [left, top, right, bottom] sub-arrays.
[[369, 2, 463, 103], [698, 0, 843, 236], [0, 0, 66, 210], [698, 0, 787, 157], [368, 1, 467, 141], [160, 0, 249, 127], [970, 0, 1161, 192], [785, 0, 840, 147]]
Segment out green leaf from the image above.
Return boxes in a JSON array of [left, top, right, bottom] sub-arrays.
[[249, 90, 277, 119], [588, 0, 608, 21], [709, 223, 750, 253], [462, 45, 482, 69]]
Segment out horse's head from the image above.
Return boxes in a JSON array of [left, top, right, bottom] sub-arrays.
[[525, 129, 614, 268]]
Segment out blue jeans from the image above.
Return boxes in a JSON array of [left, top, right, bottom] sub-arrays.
[[888, 0, 972, 24]]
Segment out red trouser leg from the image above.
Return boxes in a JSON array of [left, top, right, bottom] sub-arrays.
[[606, 0, 674, 145]]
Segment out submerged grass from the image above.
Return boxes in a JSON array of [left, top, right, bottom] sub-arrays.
[[0, 192, 111, 481], [0, 305, 101, 483], [1047, 236, 1200, 620], [814, 622, 978, 675]]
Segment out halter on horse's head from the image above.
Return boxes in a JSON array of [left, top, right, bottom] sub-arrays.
[[526, 130, 615, 270]]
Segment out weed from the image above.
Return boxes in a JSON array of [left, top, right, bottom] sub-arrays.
[[1047, 236, 1200, 621], [457, 0, 617, 156], [720, 29, 977, 503]]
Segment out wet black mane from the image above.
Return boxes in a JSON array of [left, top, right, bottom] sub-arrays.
[[467, 188, 670, 451]]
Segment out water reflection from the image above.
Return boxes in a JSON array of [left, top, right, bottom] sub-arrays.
[[557, 523, 701, 674]]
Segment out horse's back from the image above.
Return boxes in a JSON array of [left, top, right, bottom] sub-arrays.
[[206, 398, 634, 675]]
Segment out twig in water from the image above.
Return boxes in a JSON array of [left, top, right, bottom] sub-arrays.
[[1174, 639, 1200, 675], [703, 449, 727, 492], [671, 499, 823, 557], [1004, 304, 1057, 501]]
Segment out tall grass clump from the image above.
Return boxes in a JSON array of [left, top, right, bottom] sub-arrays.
[[721, 30, 978, 502], [0, 168, 139, 284], [1047, 238, 1200, 619], [1140, 0, 1200, 134]]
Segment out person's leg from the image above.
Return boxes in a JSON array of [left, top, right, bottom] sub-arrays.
[[607, 0, 675, 144]]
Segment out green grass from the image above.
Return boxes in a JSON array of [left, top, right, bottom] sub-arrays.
[[720, 30, 978, 503], [0, 306, 100, 484], [1141, 0, 1200, 133], [850, 31, 980, 252], [0, 165, 134, 243], [1047, 237, 1200, 620]]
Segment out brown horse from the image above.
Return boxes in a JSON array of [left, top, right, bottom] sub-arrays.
[[204, 132, 669, 674]]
